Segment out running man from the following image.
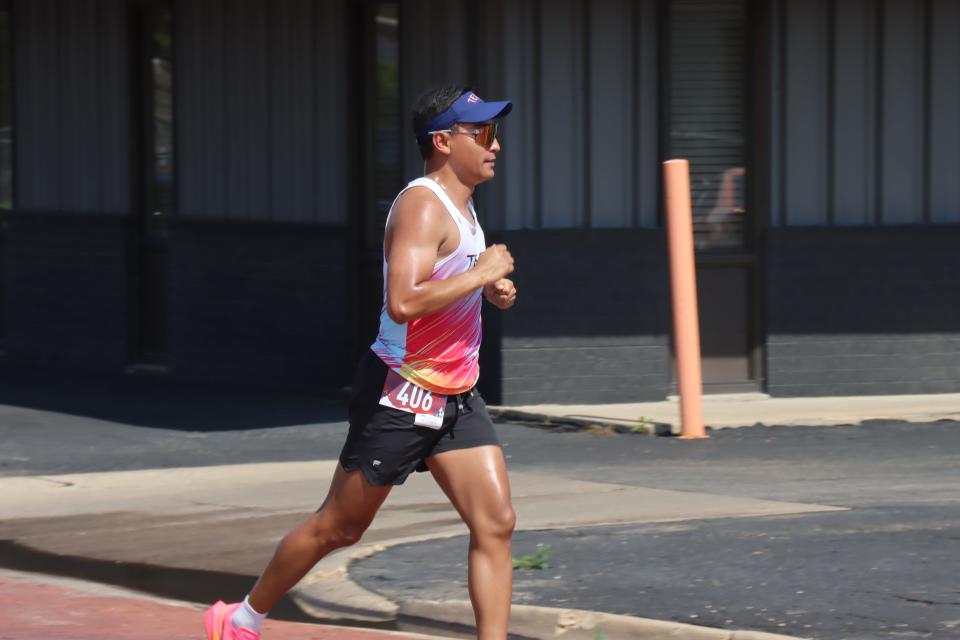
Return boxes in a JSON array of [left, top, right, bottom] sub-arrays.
[[204, 86, 518, 640]]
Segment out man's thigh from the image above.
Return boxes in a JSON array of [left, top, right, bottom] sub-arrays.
[[426, 445, 512, 523]]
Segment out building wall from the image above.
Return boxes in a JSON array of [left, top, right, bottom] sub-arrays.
[[769, 0, 960, 227], [1, 212, 131, 370], [3, 0, 358, 388], [766, 227, 960, 396], [170, 220, 350, 387], [176, 0, 352, 224], [4, 0, 131, 370], [765, 0, 960, 397], [14, 0, 130, 213], [397, 0, 669, 403], [5, 0, 959, 402], [481, 229, 670, 405]]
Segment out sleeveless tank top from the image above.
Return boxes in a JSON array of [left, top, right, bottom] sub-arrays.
[[370, 177, 487, 395]]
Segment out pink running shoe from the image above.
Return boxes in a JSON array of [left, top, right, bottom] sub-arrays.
[[204, 601, 260, 640]]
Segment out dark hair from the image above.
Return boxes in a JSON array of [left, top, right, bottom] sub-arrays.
[[411, 85, 470, 160]]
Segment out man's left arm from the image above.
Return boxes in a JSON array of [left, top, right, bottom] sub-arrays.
[[483, 278, 517, 310]]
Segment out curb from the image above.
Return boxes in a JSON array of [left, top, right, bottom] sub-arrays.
[[487, 408, 675, 436], [402, 598, 807, 640], [291, 536, 808, 640], [489, 406, 960, 434]]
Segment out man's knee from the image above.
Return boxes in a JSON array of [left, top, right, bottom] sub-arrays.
[[308, 514, 369, 549], [473, 504, 516, 540], [331, 523, 366, 548]]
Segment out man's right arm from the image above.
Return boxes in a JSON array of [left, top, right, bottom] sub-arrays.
[[384, 193, 514, 324]]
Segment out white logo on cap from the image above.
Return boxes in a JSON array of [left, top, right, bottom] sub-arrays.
[[467, 93, 480, 104]]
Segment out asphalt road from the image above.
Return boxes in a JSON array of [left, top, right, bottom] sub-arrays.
[[3, 365, 959, 639]]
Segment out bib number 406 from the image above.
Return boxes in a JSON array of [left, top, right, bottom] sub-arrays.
[[396, 381, 434, 412]]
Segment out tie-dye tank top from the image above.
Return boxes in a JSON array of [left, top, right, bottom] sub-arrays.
[[371, 177, 486, 396]]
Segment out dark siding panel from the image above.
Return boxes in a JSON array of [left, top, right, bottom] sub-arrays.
[[16, 0, 61, 209], [223, 0, 250, 218], [929, 0, 960, 224], [538, 0, 584, 229], [268, 0, 315, 224], [315, 0, 350, 225], [782, 0, 828, 225], [268, 1, 293, 222], [176, 0, 204, 216], [200, 0, 226, 215], [178, 0, 350, 223], [16, 0, 130, 213], [495, 0, 657, 231], [100, 0, 130, 214], [400, 0, 471, 182], [774, 0, 953, 229], [832, 0, 876, 226], [501, 0, 538, 230], [60, 1, 100, 210], [880, 0, 925, 225], [224, 0, 270, 219], [178, 0, 229, 216], [588, 0, 633, 229], [635, 0, 659, 230]]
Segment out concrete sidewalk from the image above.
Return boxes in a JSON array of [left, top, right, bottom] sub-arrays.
[[0, 460, 819, 639], [492, 392, 960, 431], [0, 568, 442, 640], [3, 374, 958, 639]]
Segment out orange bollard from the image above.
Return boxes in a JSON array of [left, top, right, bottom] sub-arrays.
[[663, 159, 707, 439]]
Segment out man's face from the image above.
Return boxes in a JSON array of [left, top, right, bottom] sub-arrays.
[[446, 121, 501, 185]]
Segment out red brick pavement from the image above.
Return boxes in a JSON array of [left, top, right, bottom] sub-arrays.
[[0, 572, 435, 640]]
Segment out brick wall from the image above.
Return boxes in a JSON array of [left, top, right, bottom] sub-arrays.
[[0, 211, 131, 370], [481, 229, 671, 405], [766, 227, 960, 396], [170, 220, 352, 388]]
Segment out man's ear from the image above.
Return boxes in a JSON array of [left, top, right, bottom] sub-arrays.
[[433, 132, 453, 157]]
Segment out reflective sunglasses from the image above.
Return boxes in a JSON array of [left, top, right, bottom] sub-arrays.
[[429, 121, 499, 148]]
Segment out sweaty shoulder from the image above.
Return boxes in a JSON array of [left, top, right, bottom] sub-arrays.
[[389, 186, 448, 231], [385, 186, 457, 257]]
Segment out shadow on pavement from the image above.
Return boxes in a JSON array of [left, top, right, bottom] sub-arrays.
[[0, 363, 348, 432]]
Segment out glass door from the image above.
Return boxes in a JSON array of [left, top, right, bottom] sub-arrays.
[[665, 0, 762, 392], [355, 1, 401, 353], [132, 0, 175, 368]]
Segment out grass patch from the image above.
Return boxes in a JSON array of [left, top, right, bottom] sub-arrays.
[[512, 544, 553, 570], [629, 416, 654, 434]]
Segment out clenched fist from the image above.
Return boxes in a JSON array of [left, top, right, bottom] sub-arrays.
[[475, 244, 514, 285], [484, 278, 517, 310]]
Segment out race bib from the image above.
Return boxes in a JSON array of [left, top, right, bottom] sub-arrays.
[[379, 370, 446, 429]]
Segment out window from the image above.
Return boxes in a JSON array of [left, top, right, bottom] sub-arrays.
[[134, 0, 174, 363], [148, 3, 174, 217], [666, 0, 747, 251], [368, 2, 400, 247]]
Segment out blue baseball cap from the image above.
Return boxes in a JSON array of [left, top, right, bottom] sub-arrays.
[[416, 91, 513, 145]]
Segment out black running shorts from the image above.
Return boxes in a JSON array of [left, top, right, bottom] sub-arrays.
[[339, 350, 501, 486]]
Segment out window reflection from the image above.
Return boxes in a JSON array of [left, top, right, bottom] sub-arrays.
[[668, 0, 747, 251], [369, 2, 400, 247], [150, 6, 175, 216]]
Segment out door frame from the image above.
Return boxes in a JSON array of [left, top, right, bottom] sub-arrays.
[[659, 0, 768, 393], [127, 0, 176, 371]]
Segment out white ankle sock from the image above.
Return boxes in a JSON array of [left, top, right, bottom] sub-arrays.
[[230, 595, 268, 632]]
